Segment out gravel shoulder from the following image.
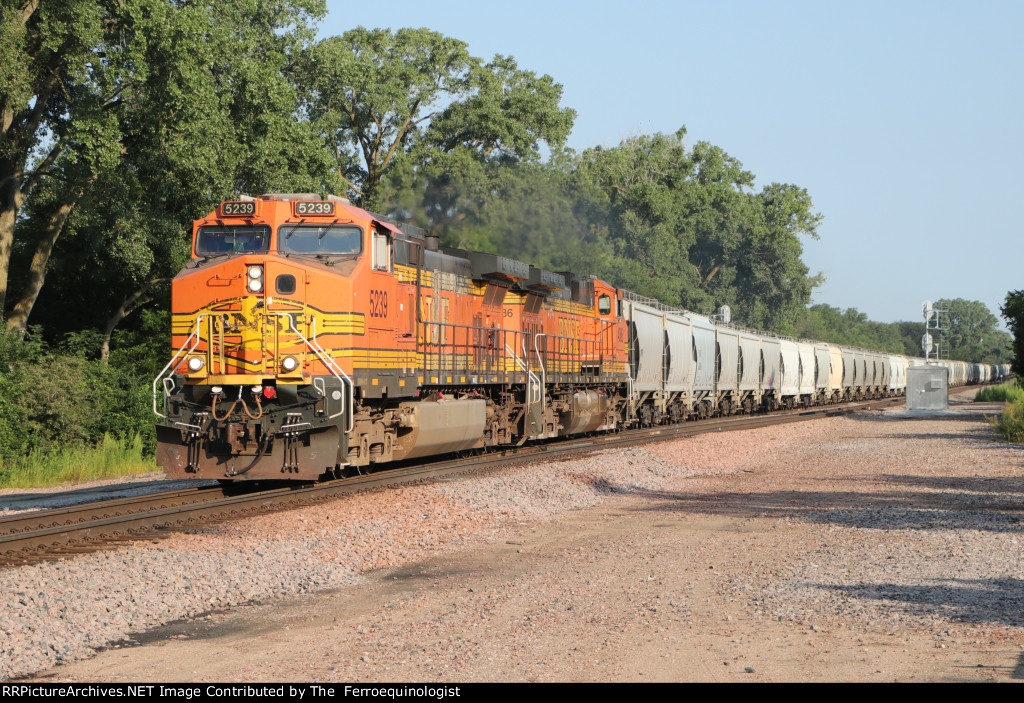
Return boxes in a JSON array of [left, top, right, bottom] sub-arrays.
[[7, 391, 1024, 682]]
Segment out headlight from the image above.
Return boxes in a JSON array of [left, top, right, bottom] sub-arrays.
[[187, 356, 205, 372], [282, 356, 299, 372], [247, 265, 264, 292]]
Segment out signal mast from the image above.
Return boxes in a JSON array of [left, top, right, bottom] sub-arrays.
[[921, 300, 949, 361]]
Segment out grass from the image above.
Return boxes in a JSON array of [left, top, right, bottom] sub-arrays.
[[0, 434, 158, 489], [975, 381, 1024, 443], [974, 382, 1024, 403], [991, 400, 1024, 443]]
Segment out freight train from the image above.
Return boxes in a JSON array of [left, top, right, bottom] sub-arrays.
[[153, 194, 1004, 482]]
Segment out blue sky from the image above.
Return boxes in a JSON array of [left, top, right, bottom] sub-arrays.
[[320, 0, 1023, 326]]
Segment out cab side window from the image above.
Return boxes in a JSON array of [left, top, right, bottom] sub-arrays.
[[373, 230, 390, 272]]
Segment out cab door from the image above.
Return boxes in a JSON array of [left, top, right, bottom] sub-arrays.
[[364, 227, 404, 396]]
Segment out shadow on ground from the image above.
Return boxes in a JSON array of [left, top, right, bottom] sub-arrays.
[[601, 474, 1024, 533], [819, 577, 1024, 630]]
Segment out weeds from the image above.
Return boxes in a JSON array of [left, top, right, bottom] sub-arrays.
[[0, 434, 157, 489], [991, 401, 1024, 443], [976, 381, 1024, 443], [974, 382, 1024, 403]]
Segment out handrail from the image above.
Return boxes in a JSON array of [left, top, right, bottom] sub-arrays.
[[279, 313, 354, 431], [504, 342, 541, 409], [152, 315, 205, 418], [533, 333, 548, 395], [523, 338, 541, 405], [209, 314, 225, 373]]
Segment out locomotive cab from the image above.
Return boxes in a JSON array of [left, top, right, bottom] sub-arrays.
[[155, 194, 385, 481]]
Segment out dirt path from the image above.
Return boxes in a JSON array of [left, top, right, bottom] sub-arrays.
[[27, 396, 1024, 683]]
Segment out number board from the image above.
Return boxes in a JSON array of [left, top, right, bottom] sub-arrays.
[[220, 201, 257, 216], [294, 201, 336, 216]]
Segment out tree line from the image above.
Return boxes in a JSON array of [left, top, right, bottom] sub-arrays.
[[0, 1, 1013, 471], [798, 299, 1011, 365], [2, 1, 823, 341]]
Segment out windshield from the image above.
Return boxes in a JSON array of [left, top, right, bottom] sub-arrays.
[[279, 225, 362, 255], [195, 226, 270, 256]]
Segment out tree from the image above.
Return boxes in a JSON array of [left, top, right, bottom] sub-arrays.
[[893, 320, 928, 357], [571, 129, 822, 332], [0, 0, 119, 328], [934, 298, 1010, 364], [739, 183, 823, 332], [300, 27, 473, 210], [1001, 291, 1024, 379], [794, 305, 905, 353], [299, 28, 575, 213], [0, 0, 333, 337]]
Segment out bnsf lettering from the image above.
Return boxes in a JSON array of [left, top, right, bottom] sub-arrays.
[[370, 289, 388, 318], [558, 318, 581, 355], [419, 295, 451, 344]]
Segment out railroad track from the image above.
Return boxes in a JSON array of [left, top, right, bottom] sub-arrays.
[[0, 395, 905, 564]]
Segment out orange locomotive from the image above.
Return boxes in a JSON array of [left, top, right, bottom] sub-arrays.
[[154, 193, 630, 481]]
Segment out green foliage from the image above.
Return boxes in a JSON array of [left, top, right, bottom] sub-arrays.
[[2, 0, 334, 335], [300, 27, 475, 210], [412, 161, 607, 276], [793, 299, 1010, 363], [300, 28, 575, 213], [1001, 290, 1024, 378], [569, 129, 821, 332], [989, 398, 1024, 444], [0, 324, 161, 477], [794, 305, 907, 352], [426, 54, 576, 161], [893, 320, 928, 357], [0, 434, 154, 489], [933, 298, 1011, 364], [975, 382, 1024, 403]]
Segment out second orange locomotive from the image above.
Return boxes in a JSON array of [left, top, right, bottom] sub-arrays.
[[154, 193, 630, 481]]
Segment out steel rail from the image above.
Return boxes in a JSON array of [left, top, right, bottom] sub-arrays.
[[0, 395, 904, 563], [0, 486, 223, 537]]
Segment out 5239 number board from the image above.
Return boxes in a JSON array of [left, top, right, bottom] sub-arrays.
[[220, 201, 256, 216], [294, 201, 335, 216]]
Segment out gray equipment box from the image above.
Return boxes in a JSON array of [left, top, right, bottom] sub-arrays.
[[907, 365, 948, 411]]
